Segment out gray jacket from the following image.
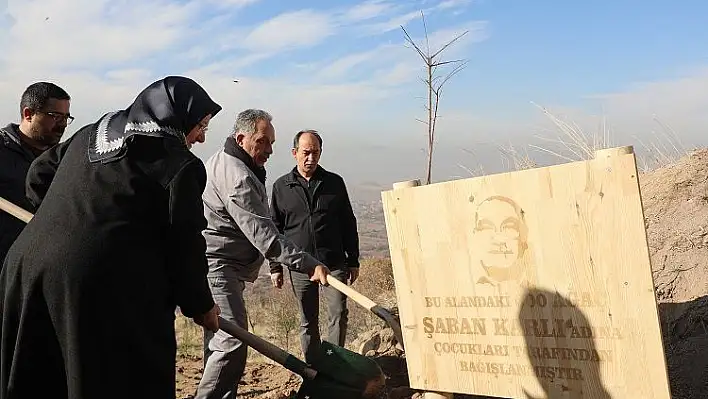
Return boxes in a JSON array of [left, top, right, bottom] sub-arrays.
[[201, 137, 321, 282]]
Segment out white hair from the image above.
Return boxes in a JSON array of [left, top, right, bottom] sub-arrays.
[[234, 109, 272, 135]]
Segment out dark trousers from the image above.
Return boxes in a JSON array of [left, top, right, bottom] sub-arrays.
[[289, 268, 349, 364]]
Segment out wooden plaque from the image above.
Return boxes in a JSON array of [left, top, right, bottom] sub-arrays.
[[381, 147, 671, 398]]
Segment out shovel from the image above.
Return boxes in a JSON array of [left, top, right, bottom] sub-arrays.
[[0, 198, 387, 398], [0, 197, 33, 223], [217, 317, 386, 399], [326, 276, 406, 351]]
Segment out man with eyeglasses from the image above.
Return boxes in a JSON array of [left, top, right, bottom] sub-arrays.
[[0, 82, 72, 265]]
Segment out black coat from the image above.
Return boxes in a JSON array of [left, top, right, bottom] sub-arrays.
[[0, 126, 215, 399], [0, 124, 41, 265], [269, 166, 359, 273]]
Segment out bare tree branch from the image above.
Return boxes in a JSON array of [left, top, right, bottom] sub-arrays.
[[401, 26, 428, 63], [431, 30, 469, 59], [402, 11, 469, 184], [431, 59, 466, 67], [434, 60, 468, 94], [420, 10, 430, 56]]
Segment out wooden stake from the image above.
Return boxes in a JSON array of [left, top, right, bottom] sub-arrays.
[[393, 179, 421, 190], [593, 145, 634, 159]]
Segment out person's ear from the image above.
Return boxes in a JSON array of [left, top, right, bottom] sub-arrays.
[[21, 107, 33, 122], [291, 148, 297, 157], [235, 133, 245, 146]]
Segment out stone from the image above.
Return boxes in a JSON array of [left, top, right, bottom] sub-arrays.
[[389, 387, 418, 399], [358, 331, 382, 355]]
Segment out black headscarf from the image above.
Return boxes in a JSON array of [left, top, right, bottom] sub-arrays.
[[88, 76, 222, 163]]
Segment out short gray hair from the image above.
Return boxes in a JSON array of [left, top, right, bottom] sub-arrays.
[[234, 109, 272, 135]]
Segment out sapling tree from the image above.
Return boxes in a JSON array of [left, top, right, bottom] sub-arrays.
[[402, 12, 469, 184]]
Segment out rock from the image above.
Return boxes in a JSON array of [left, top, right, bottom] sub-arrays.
[[361, 333, 381, 355], [389, 387, 418, 399], [377, 328, 396, 354], [354, 326, 403, 357], [257, 391, 291, 399], [352, 327, 382, 355], [350, 326, 412, 398]]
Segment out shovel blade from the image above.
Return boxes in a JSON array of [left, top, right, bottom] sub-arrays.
[[297, 341, 386, 398], [312, 341, 384, 386]]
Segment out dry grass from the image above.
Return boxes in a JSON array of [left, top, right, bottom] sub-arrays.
[[458, 103, 691, 177], [175, 312, 203, 360], [527, 102, 689, 172], [174, 289, 302, 364], [346, 258, 397, 342]]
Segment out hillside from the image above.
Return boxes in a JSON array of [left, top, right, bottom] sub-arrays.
[[641, 149, 708, 398], [176, 149, 708, 398]]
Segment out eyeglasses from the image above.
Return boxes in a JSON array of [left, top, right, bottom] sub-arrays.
[[198, 122, 209, 133], [39, 111, 74, 125]]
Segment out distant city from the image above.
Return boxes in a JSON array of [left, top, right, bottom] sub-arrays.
[[350, 197, 389, 258]]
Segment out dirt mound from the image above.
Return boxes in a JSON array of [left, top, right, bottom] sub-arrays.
[[643, 148, 708, 303], [641, 148, 708, 399]]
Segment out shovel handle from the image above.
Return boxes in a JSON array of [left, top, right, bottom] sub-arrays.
[[326, 275, 406, 350], [0, 197, 33, 224], [326, 275, 377, 310], [217, 316, 317, 380]]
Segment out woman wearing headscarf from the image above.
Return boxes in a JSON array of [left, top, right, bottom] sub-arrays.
[[0, 76, 222, 399]]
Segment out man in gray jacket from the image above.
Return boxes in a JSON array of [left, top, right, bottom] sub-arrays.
[[195, 109, 330, 399]]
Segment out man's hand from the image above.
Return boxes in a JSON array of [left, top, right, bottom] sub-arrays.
[[309, 264, 331, 285], [349, 267, 359, 285], [193, 303, 221, 333], [270, 272, 284, 289]]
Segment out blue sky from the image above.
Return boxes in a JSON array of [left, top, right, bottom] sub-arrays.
[[183, 0, 708, 115], [1, 0, 707, 191], [468, 1, 708, 107]]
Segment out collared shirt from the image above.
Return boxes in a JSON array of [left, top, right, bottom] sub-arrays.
[[294, 167, 323, 207]]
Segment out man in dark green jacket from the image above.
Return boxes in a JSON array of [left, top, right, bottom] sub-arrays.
[[0, 82, 71, 264], [269, 129, 360, 363]]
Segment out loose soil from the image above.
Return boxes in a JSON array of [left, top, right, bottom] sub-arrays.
[[176, 355, 301, 399], [642, 149, 708, 399]]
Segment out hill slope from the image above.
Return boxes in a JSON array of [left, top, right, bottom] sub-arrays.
[[642, 149, 708, 399]]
